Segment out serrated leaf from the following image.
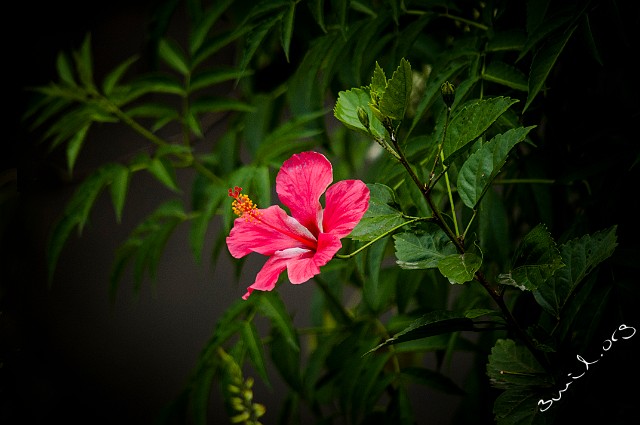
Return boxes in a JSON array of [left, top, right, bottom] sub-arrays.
[[497, 224, 564, 291], [486, 339, 552, 390], [458, 126, 535, 208], [350, 183, 406, 241], [394, 230, 457, 270], [483, 61, 529, 92], [437, 252, 482, 284], [493, 389, 553, 425], [158, 38, 190, 76], [334, 87, 386, 139], [533, 226, 617, 318], [379, 58, 412, 120], [524, 25, 577, 112], [443, 96, 519, 163], [370, 62, 387, 97]]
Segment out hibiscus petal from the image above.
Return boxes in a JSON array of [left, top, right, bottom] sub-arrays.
[[243, 247, 313, 299], [322, 180, 370, 238], [227, 205, 316, 258], [276, 151, 333, 235], [288, 232, 342, 283]]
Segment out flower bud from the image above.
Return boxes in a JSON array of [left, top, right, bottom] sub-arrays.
[[357, 106, 370, 129], [441, 81, 455, 109]]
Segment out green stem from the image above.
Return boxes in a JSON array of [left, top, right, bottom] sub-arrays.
[[336, 216, 430, 259]]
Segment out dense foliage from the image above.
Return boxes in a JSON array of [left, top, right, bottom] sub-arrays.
[[14, 0, 639, 424]]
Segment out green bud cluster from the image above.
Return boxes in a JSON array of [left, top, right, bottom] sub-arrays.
[[227, 376, 266, 425]]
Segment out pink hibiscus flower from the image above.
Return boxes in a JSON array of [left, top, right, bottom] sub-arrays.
[[226, 151, 370, 300]]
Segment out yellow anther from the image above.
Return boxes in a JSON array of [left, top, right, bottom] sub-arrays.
[[228, 186, 260, 221]]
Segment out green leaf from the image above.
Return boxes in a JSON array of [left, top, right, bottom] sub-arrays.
[[188, 0, 235, 54], [280, 2, 296, 62], [486, 339, 552, 390], [258, 292, 299, 352], [394, 230, 457, 270], [147, 157, 180, 192], [240, 321, 270, 386], [66, 124, 90, 173], [189, 68, 253, 92], [457, 126, 535, 208], [524, 25, 577, 112], [190, 97, 255, 114], [108, 163, 130, 223], [379, 58, 412, 120], [483, 61, 529, 92], [102, 56, 138, 96], [238, 13, 284, 77], [110, 200, 186, 297], [47, 165, 120, 282], [533, 226, 618, 318], [158, 38, 190, 75], [56, 52, 76, 86], [497, 224, 564, 291], [350, 183, 406, 241], [443, 97, 519, 163], [363, 238, 393, 314], [401, 367, 466, 396], [370, 62, 387, 98], [334, 87, 386, 139], [189, 181, 226, 262], [493, 389, 554, 425], [437, 252, 482, 284], [366, 310, 476, 354], [73, 34, 95, 89]]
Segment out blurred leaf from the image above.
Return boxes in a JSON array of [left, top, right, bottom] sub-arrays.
[[401, 367, 466, 396], [147, 157, 181, 192], [258, 292, 299, 352], [241, 321, 270, 387], [190, 97, 255, 114], [110, 200, 186, 297], [73, 34, 95, 89], [188, 0, 235, 54], [56, 52, 75, 86], [159, 38, 190, 75], [66, 124, 90, 173], [493, 389, 554, 425], [238, 13, 284, 77], [280, 1, 296, 62], [108, 163, 130, 223], [102, 56, 138, 96], [189, 68, 253, 92]]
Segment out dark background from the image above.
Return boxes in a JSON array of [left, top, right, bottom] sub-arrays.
[[3, 1, 640, 424]]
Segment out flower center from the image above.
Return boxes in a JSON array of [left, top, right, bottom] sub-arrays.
[[228, 186, 261, 221]]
